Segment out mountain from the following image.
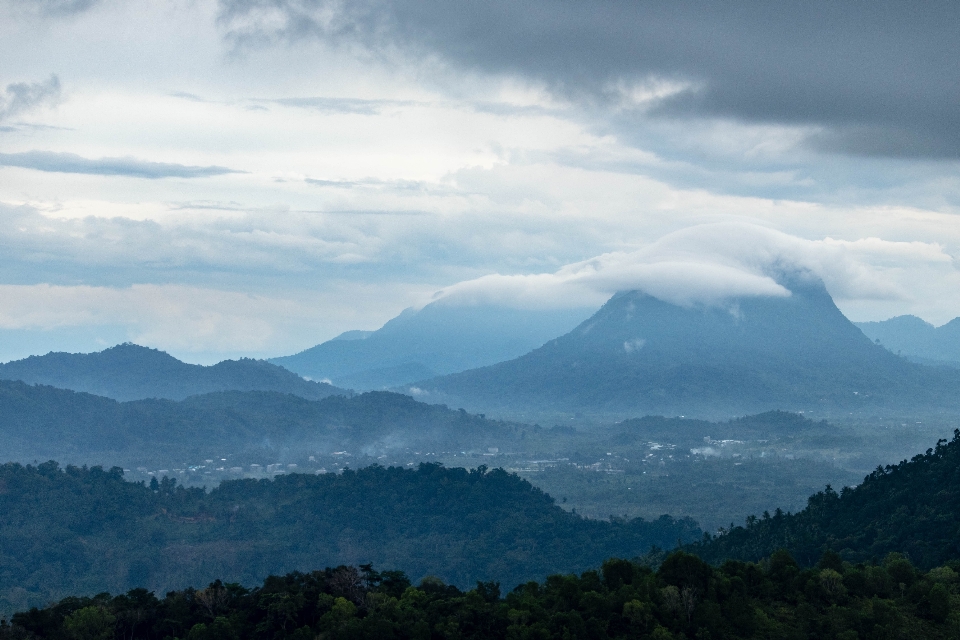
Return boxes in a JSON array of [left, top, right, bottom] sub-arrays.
[[695, 428, 960, 569], [0, 461, 698, 612], [269, 302, 593, 389], [0, 343, 346, 401], [413, 275, 960, 416], [856, 315, 960, 366], [0, 381, 517, 468]]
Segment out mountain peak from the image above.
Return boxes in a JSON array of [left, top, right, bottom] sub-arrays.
[[416, 285, 960, 416]]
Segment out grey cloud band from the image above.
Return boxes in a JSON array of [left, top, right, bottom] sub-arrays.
[[219, 0, 960, 159]]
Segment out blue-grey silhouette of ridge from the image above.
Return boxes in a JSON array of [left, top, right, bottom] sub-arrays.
[[0, 343, 346, 401]]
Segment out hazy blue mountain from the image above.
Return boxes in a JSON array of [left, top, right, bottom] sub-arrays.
[[856, 315, 960, 366], [0, 381, 515, 467], [0, 343, 346, 401], [414, 275, 960, 416], [269, 302, 594, 389]]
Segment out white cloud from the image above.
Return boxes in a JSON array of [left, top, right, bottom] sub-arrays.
[[431, 222, 959, 314]]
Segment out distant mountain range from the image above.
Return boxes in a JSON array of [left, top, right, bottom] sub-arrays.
[[0, 343, 346, 401], [269, 302, 593, 389], [412, 275, 960, 416], [0, 381, 515, 467], [856, 315, 960, 366]]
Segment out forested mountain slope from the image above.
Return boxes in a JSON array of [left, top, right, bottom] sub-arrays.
[[416, 277, 960, 416], [0, 382, 513, 467], [0, 461, 698, 614], [695, 428, 960, 568], [0, 343, 345, 401]]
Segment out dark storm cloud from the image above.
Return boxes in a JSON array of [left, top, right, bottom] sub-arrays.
[[0, 75, 61, 121], [0, 151, 243, 178], [219, 0, 960, 159]]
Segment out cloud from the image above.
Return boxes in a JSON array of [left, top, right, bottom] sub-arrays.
[[272, 97, 418, 115], [430, 222, 957, 310], [0, 0, 99, 17], [218, 0, 960, 159], [0, 151, 242, 178], [0, 75, 61, 121]]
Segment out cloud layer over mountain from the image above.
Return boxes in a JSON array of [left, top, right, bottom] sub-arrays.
[[432, 223, 954, 310]]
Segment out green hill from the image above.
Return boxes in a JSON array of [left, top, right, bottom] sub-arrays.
[[694, 428, 960, 568], [0, 461, 698, 614]]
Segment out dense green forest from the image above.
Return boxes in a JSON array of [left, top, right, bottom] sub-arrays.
[[0, 344, 345, 402], [5, 428, 960, 636], [691, 428, 960, 569], [7, 550, 960, 639], [0, 462, 697, 614]]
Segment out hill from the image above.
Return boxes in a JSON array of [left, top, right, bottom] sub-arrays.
[[857, 315, 960, 366], [694, 428, 960, 569], [414, 276, 960, 416], [0, 461, 699, 613], [0, 381, 515, 468], [269, 302, 592, 389], [0, 343, 346, 401]]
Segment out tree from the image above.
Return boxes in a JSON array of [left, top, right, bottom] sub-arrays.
[[63, 606, 115, 640]]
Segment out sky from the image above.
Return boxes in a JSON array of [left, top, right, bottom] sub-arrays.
[[1, 0, 959, 363]]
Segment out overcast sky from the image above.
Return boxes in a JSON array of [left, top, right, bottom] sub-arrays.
[[1, 0, 959, 363]]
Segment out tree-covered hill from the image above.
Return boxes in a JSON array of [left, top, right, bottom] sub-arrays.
[[694, 428, 960, 569], [0, 343, 346, 402], [0, 382, 515, 467], [9, 550, 960, 640], [0, 461, 699, 614]]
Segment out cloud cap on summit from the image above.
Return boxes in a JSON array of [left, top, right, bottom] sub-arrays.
[[430, 223, 942, 310]]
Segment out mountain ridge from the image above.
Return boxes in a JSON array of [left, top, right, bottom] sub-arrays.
[[0, 343, 347, 402], [269, 302, 593, 389], [0, 380, 515, 468]]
